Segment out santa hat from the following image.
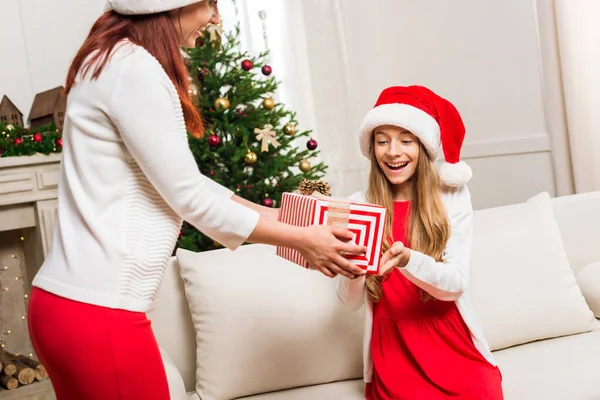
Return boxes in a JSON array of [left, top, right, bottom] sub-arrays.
[[104, 0, 204, 15], [359, 85, 472, 187]]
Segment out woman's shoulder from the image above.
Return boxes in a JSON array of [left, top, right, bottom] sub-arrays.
[[104, 41, 170, 83]]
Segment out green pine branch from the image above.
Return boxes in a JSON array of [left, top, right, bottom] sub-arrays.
[[0, 123, 62, 158]]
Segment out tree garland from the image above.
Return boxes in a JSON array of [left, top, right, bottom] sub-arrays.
[[0, 123, 62, 158]]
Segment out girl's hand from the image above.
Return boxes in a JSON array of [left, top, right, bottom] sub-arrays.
[[297, 225, 367, 279], [378, 241, 411, 276]]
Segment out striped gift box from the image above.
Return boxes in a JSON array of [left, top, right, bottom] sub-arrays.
[[277, 192, 386, 274]]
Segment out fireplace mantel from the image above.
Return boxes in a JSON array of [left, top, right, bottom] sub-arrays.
[[0, 153, 61, 287]]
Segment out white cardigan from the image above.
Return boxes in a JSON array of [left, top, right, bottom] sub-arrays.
[[33, 41, 259, 313], [336, 185, 496, 382]]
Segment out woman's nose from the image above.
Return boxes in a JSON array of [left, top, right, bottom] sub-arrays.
[[210, 5, 221, 25]]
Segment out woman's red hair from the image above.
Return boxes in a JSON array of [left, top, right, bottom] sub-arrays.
[[65, 11, 204, 138]]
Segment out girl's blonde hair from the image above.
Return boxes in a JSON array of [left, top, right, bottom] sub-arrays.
[[365, 135, 450, 302]]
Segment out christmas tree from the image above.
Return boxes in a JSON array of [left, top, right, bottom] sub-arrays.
[[176, 25, 327, 252]]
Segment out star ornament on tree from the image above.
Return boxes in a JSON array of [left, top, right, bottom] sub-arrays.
[[254, 124, 280, 152], [206, 23, 224, 43]]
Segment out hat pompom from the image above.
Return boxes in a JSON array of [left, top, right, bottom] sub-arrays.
[[436, 161, 472, 187]]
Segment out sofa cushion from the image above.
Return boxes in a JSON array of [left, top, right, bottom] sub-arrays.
[[551, 190, 600, 275], [468, 192, 598, 351], [494, 329, 600, 399], [148, 258, 197, 391], [576, 261, 600, 318], [176, 245, 364, 400], [236, 379, 364, 400]]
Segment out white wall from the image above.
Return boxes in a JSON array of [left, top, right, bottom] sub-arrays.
[[2, 0, 563, 210], [552, 0, 600, 193], [0, 0, 104, 122], [302, 0, 558, 209]]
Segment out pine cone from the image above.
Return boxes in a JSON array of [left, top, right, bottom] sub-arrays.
[[298, 179, 331, 196]]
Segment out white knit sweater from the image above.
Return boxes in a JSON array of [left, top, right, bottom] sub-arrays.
[[33, 41, 260, 313]]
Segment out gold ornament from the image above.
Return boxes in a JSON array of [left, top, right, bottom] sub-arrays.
[[244, 151, 258, 164], [188, 82, 199, 96], [283, 123, 296, 136], [299, 159, 311, 173], [214, 97, 230, 111], [213, 240, 223, 248], [262, 97, 275, 110]]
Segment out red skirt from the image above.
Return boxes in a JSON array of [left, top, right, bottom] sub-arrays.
[[366, 269, 503, 400], [27, 287, 170, 400]]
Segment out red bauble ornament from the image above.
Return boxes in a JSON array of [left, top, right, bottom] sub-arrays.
[[241, 59, 254, 71], [261, 65, 272, 76], [56, 138, 63, 148], [307, 139, 318, 150], [33, 133, 43, 143], [197, 67, 209, 82], [14, 138, 22, 145], [261, 197, 274, 207], [208, 134, 221, 147], [178, 230, 183, 239]]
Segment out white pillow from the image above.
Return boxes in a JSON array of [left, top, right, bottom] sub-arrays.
[[576, 261, 600, 318], [468, 192, 598, 351], [176, 245, 364, 400]]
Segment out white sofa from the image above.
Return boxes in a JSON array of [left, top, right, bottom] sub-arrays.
[[149, 191, 600, 400]]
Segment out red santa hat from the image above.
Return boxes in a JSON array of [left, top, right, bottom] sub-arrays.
[[359, 85, 472, 187]]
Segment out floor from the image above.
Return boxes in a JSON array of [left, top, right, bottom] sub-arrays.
[[0, 380, 55, 400]]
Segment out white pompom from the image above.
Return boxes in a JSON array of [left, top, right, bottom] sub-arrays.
[[436, 161, 472, 187]]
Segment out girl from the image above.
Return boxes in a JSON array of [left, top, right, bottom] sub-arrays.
[[337, 85, 503, 399], [27, 1, 367, 399]]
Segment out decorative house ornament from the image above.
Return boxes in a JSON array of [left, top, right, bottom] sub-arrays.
[[28, 87, 67, 131], [0, 96, 24, 128]]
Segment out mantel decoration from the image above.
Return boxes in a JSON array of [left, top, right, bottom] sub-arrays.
[[0, 122, 62, 158]]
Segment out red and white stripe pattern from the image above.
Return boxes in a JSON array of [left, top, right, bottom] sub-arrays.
[[277, 192, 386, 274], [277, 192, 316, 268]]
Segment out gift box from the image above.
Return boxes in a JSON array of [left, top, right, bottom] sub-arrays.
[[277, 192, 387, 274]]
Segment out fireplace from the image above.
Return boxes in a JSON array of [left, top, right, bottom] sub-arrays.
[[0, 153, 59, 395]]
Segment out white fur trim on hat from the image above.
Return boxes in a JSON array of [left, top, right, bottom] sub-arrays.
[[359, 103, 441, 161], [436, 160, 472, 187], [104, 0, 204, 14]]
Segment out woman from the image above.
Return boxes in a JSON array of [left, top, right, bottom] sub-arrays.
[[337, 85, 503, 399], [27, 1, 367, 399]]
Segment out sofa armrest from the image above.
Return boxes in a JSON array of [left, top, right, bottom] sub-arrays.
[[576, 261, 600, 319], [159, 347, 188, 400]]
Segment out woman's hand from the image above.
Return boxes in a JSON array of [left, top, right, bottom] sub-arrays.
[[296, 225, 367, 279], [378, 241, 411, 276]]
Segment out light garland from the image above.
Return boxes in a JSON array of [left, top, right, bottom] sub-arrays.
[[0, 122, 62, 158], [0, 239, 34, 357]]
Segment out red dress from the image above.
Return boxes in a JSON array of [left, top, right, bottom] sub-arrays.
[[365, 201, 503, 400]]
